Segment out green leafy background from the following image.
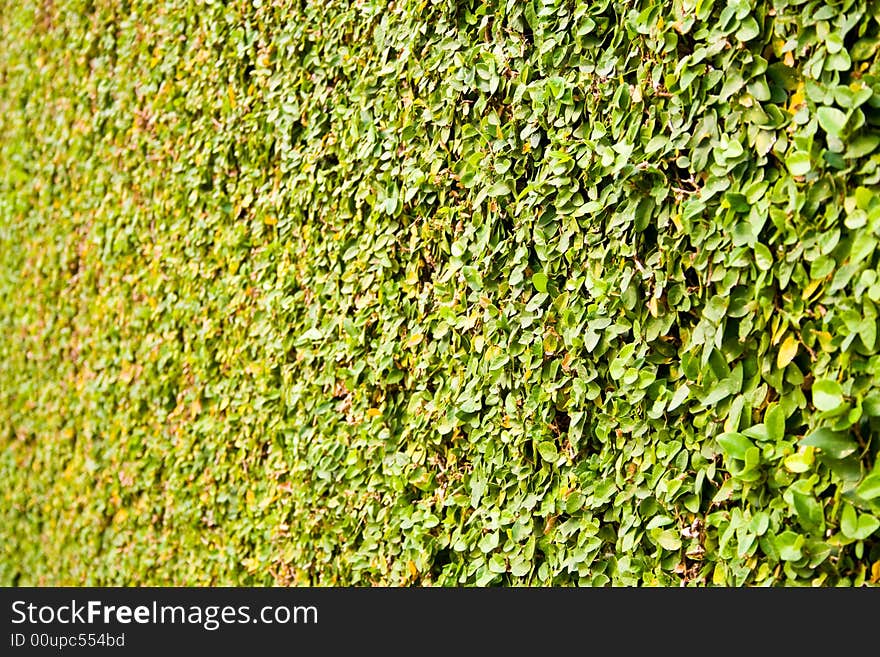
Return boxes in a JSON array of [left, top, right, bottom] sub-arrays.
[[2, 0, 880, 585]]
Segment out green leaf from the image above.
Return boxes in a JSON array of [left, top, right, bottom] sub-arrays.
[[743, 423, 770, 442], [532, 272, 548, 293], [488, 553, 507, 573], [863, 393, 880, 417], [785, 151, 811, 175], [486, 181, 511, 197], [855, 186, 874, 210], [565, 492, 585, 514], [735, 17, 760, 42], [299, 327, 324, 341], [755, 130, 776, 155], [855, 474, 880, 500], [858, 515, 879, 539], [840, 504, 880, 540], [537, 441, 558, 462], [654, 529, 682, 551], [749, 512, 770, 536], [717, 432, 754, 460], [789, 483, 824, 529], [845, 134, 880, 158], [461, 265, 482, 290], [668, 383, 690, 411], [765, 403, 786, 442], [458, 395, 482, 414], [812, 378, 844, 411], [852, 36, 880, 61], [478, 531, 500, 553], [840, 504, 857, 538], [858, 318, 876, 350], [754, 243, 773, 270], [509, 557, 531, 577], [817, 106, 848, 137], [825, 33, 844, 54], [774, 531, 804, 561], [784, 449, 814, 473], [799, 428, 857, 459]]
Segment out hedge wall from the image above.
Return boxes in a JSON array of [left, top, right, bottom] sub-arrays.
[[2, 0, 880, 586]]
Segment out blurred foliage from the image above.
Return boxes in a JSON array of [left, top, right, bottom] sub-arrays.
[[2, 0, 880, 586]]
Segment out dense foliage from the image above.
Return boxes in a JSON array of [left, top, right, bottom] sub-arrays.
[[2, 0, 880, 586]]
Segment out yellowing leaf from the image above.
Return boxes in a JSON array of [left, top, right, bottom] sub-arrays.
[[801, 278, 822, 300], [366, 408, 382, 418], [777, 335, 799, 369], [789, 80, 805, 110]]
